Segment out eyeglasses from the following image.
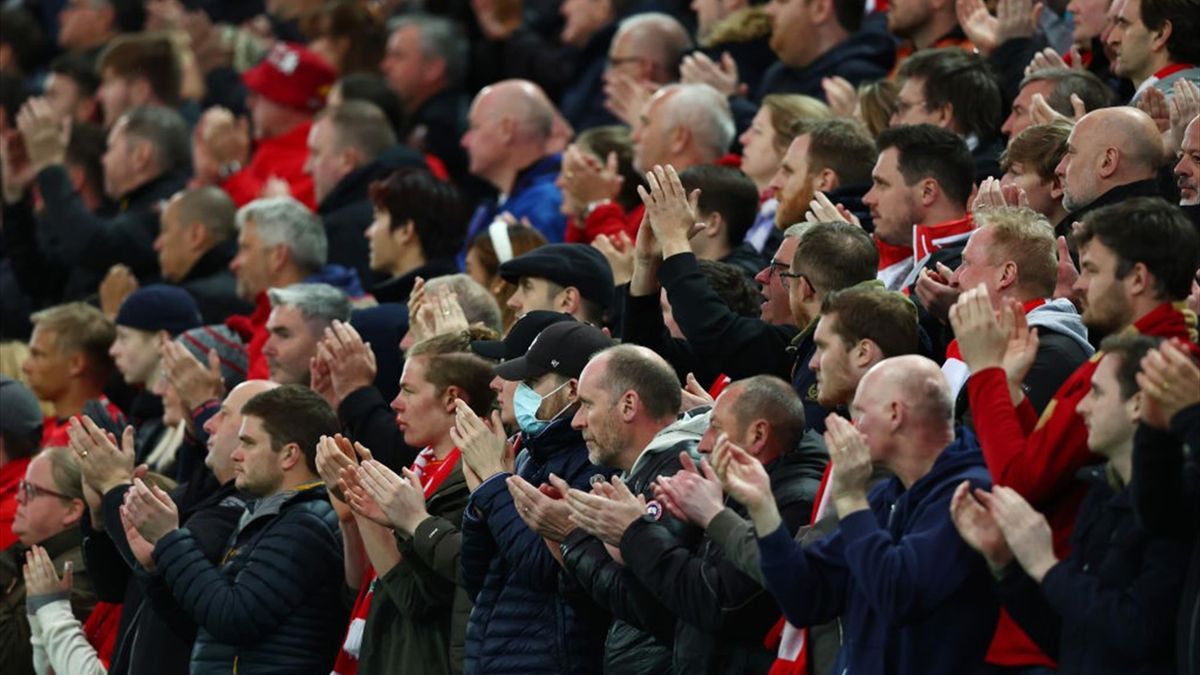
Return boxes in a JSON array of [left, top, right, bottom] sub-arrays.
[[607, 56, 645, 69], [16, 480, 73, 505], [778, 271, 807, 290], [766, 261, 807, 289], [893, 98, 927, 117]]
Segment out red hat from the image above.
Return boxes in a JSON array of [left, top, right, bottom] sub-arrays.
[[242, 42, 337, 112]]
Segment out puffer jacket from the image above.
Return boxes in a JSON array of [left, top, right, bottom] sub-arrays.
[[561, 410, 709, 675], [152, 482, 346, 675], [362, 463, 471, 675], [460, 418, 615, 673], [621, 432, 829, 674]]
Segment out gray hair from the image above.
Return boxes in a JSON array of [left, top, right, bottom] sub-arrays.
[[320, 101, 397, 163], [119, 105, 190, 174], [615, 12, 694, 80], [424, 274, 502, 334], [267, 283, 351, 331], [659, 84, 735, 162], [390, 14, 468, 87], [175, 186, 236, 243], [235, 197, 328, 274], [782, 222, 812, 239]]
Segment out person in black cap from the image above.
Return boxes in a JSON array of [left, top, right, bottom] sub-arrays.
[[498, 243, 614, 325], [108, 284, 202, 476], [456, 319, 615, 674], [470, 310, 576, 431]]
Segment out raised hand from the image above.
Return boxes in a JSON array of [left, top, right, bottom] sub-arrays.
[[1136, 85, 1171, 134], [559, 145, 623, 213], [680, 51, 743, 97], [15, 97, 70, 171], [604, 73, 656, 128], [339, 459, 391, 528], [161, 339, 225, 411], [679, 372, 715, 412], [120, 504, 158, 571], [821, 76, 858, 118], [23, 546, 73, 598], [592, 231, 635, 286], [948, 284, 1010, 372], [565, 476, 647, 546], [68, 417, 136, 495], [1000, 299, 1040, 404], [990, 486, 1057, 582], [315, 434, 357, 500], [1029, 92, 1084, 126], [638, 164, 702, 256], [915, 262, 961, 324], [1165, 80, 1200, 155], [122, 478, 180, 544], [949, 482, 1013, 570], [99, 264, 140, 319], [804, 191, 860, 227], [1024, 46, 1077, 78], [198, 107, 250, 169]]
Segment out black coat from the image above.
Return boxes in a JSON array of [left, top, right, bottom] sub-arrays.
[[561, 423, 707, 675], [999, 464, 1189, 675], [152, 483, 347, 675], [1132, 405, 1200, 675], [620, 438, 828, 674], [319, 144, 428, 287], [731, 31, 896, 131], [557, 24, 622, 132], [460, 419, 614, 673], [35, 165, 187, 300], [93, 478, 245, 675], [1056, 180, 1162, 240], [175, 238, 253, 324]]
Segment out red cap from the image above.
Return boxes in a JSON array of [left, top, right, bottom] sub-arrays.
[[242, 42, 336, 112]]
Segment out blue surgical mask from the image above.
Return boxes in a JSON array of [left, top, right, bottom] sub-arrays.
[[514, 380, 570, 436]]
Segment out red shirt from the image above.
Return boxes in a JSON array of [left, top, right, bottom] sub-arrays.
[[221, 121, 316, 209], [968, 302, 1197, 667]]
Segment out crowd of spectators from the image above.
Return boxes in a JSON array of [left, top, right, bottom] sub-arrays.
[[1, 0, 1199, 674]]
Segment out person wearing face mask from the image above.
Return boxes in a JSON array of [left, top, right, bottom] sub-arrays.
[[457, 320, 617, 674]]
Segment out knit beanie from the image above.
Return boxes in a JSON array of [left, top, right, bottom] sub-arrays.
[[115, 285, 203, 337], [175, 325, 249, 390]]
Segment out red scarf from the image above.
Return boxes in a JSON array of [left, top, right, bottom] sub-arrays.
[[83, 601, 122, 668], [332, 448, 461, 675]]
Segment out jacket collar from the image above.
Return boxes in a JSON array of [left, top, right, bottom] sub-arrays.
[[370, 257, 459, 303], [181, 238, 237, 284]]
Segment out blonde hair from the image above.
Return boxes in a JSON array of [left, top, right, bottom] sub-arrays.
[[762, 94, 832, 156], [30, 303, 116, 386], [975, 207, 1057, 298]]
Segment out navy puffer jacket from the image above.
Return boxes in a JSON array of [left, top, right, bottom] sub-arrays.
[[461, 418, 614, 674], [152, 482, 347, 675]]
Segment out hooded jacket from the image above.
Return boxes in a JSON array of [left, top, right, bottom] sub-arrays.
[[460, 418, 614, 674], [757, 432, 999, 675], [152, 482, 346, 675], [561, 410, 708, 675], [620, 431, 828, 674]]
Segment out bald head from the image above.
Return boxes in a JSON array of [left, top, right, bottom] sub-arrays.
[[859, 355, 954, 428], [478, 79, 556, 142], [1057, 106, 1164, 212], [613, 13, 694, 83]]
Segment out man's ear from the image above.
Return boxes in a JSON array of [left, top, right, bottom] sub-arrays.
[[1049, 175, 1064, 200], [185, 220, 209, 249], [703, 212, 725, 240], [443, 385, 465, 412], [919, 177, 940, 207], [1149, 19, 1172, 53], [619, 390, 639, 421], [557, 286, 582, 315], [814, 167, 838, 193], [279, 442, 304, 471], [670, 125, 691, 157], [1124, 261, 1153, 298], [932, 101, 955, 130], [130, 77, 153, 106], [131, 138, 156, 174], [67, 351, 87, 378]]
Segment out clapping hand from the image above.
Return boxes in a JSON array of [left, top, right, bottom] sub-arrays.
[[15, 97, 70, 172], [1136, 339, 1200, 429], [804, 191, 861, 227], [949, 481, 1013, 571], [68, 417, 136, 495], [653, 452, 724, 527], [565, 476, 647, 546], [592, 231, 636, 286], [315, 434, 358, 502], [120, 504, 159, 571], [604, 73, 657, 128], [509, 474, 577, 542], [989, 486, 1057, 582], [711, 433, 778, 533], [450, 399, 513, 488], [1029, 92, 1085, 125], [638, 164, 702, 256], [318, 320, 377, 406], [161, 339, 225, 411], [823, 414, 872, 516], [121, 478, 180, 545], [948, 284, 1010, 372], [915, 262, 961, 323], [972, 177, 1029, 212], [680, 51, 744, 97], [357, 460, 430, 536], [23, 546, 73, 598]]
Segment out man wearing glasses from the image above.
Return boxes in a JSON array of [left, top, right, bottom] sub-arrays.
[[0, 445, 95, 675]]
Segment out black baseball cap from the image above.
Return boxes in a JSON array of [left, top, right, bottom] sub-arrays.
[[497, 244, 615, 309], [471, 311, 575, 361], [494, 321, 615, 382]]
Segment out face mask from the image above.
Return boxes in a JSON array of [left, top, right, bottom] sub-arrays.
[[514, 380, 571, 436]]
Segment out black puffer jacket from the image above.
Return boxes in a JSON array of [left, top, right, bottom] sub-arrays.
[[152, 482, 346, 675], [460, 419, 614, 674], [561, 411, 708, 675]]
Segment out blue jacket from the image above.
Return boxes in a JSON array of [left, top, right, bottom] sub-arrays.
[[152, 482, 347, 675], [757, 432, 999, 675], [460, 418, 614, 674], [1000, 464, 1189, 675], [461, 154, 567, 266]]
